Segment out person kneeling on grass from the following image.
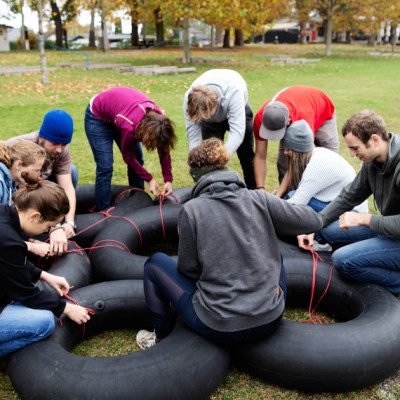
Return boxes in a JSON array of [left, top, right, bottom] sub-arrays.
[[136, 137, 322, 349], [0, 172, 90, 357]]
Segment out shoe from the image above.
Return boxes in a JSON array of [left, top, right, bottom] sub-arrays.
[[136, 330, 157, 350], [312, 241, 332, 252]]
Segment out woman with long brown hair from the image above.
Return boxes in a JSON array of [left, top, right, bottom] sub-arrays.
[[0, 172, 90, 357], [281, 120, 368, 214], [84, 87, 177, 211]]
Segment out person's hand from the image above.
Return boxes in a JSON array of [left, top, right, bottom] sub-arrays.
[[40, 271, 70, 296], [63, 303, 91, 325], [339, 212, 371, 231], [27, 240, 51, 258], [161, 182, 173, 196], [271, 188, 279, 196], [49, 228, 68, 256], [62, 222, 76, 239], [148, 178, 162, 195], [297, 233, 315, 249]]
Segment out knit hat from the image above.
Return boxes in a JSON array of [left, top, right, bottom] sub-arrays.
[[39, 110, 73, 144], [282, 120, 314, 153], [259, 101, 289, 140]]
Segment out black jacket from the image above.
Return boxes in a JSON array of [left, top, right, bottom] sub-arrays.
[[0, 204, 66, 317]]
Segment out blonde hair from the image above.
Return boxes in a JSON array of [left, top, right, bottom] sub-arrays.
[[13, 171, 69, 222], [0, 140, 46, 169], [187, 138, 230, 170], [287, 150, 313, 191], [187, 86, 219, 123]]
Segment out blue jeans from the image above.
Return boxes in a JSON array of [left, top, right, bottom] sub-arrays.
[[84, 105, 144, 211], [143, 252, 286, 346], [285, 190, 330, 212], [0, 302, 55, 357], [320, 221, 400, 295]]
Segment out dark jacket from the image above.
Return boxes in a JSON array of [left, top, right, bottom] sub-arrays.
[[320, 133, 400, 237], [177, 170, 323, 332], [0, 204, 66, 317]]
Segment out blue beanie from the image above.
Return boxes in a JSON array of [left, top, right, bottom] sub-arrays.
[[39, 110, 73, 144], [282, 120, 314, 153]]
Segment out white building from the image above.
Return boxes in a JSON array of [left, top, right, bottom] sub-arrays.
[[0, 24, 11, 51]]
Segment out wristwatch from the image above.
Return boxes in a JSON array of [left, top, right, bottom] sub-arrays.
[[65, 220, 77, 230]]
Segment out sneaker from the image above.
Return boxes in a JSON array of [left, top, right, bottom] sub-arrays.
[[136, 330, 157, 350], [312, 241, 332, 252]]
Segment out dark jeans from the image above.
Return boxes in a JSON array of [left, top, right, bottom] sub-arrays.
[[200, 104, 256, 189], [143, 252, 286, 346], [84, 105, 144, 211]]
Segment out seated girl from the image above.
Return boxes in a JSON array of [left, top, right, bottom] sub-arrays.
[[136, 137, 322, 349], [280, 120, 368, 214], [0, 171, 90, 357]]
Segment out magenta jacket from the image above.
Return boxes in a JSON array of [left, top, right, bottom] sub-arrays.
[[91, 87, 173, 183]]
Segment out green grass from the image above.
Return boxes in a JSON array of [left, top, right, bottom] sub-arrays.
[[1, 42, 400, 399]]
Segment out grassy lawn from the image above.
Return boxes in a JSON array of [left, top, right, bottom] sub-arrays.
[[0, 43, 400, 399]]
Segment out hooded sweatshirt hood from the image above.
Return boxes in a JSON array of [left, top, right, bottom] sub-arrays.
[[191, 170, 246, 199]]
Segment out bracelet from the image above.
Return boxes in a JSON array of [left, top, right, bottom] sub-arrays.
[[257, 186, 265, 189], [64, 220, 77, 229], [49, 226, 64, 235]]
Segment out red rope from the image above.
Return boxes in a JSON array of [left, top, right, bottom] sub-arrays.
[[59, 291, 95, 340], [300, 246, 335, 325]]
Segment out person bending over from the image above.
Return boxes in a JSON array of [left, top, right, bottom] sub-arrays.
[[253, 85, 339, 193], [183, 69, 256, 189], [84, 87, 177, 211], [136, 137, 322, 349]]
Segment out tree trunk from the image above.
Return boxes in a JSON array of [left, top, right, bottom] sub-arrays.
[[63, 28, 69, 48], [38, 0, 49, 84], [50, 0, 63, 48], [210, 26, 215, 47], [215, 25, 223, 45], [131, 0, 139, 46], [100, 0, 109, 52], [367, 32, 376, 46], [234, 29, 244, 46], [20, 0, 27, 50], [223, 28, 230, 48], [154, 7, 164, 43], [324, 0, 333, 57], [89, 4, 96, 47], [182, 17, 191, 64], [390, 23, 397, 53], [299, 20, 307, 44], [142, 21, 147, 41]]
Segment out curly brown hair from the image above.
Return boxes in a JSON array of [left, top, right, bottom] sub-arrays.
[[136, 111, 177, 153], [13, 171, 69, 222], [342, 110, 389, 144], [187, 86, 219, 123], [187, 138, 230, 170]]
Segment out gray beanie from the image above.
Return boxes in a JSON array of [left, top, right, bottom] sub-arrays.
[[282, 120, 314, 153]]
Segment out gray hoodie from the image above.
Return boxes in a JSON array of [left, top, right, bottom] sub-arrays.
[[177, 170, 323, 332], [320, 133, 400, 237]]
